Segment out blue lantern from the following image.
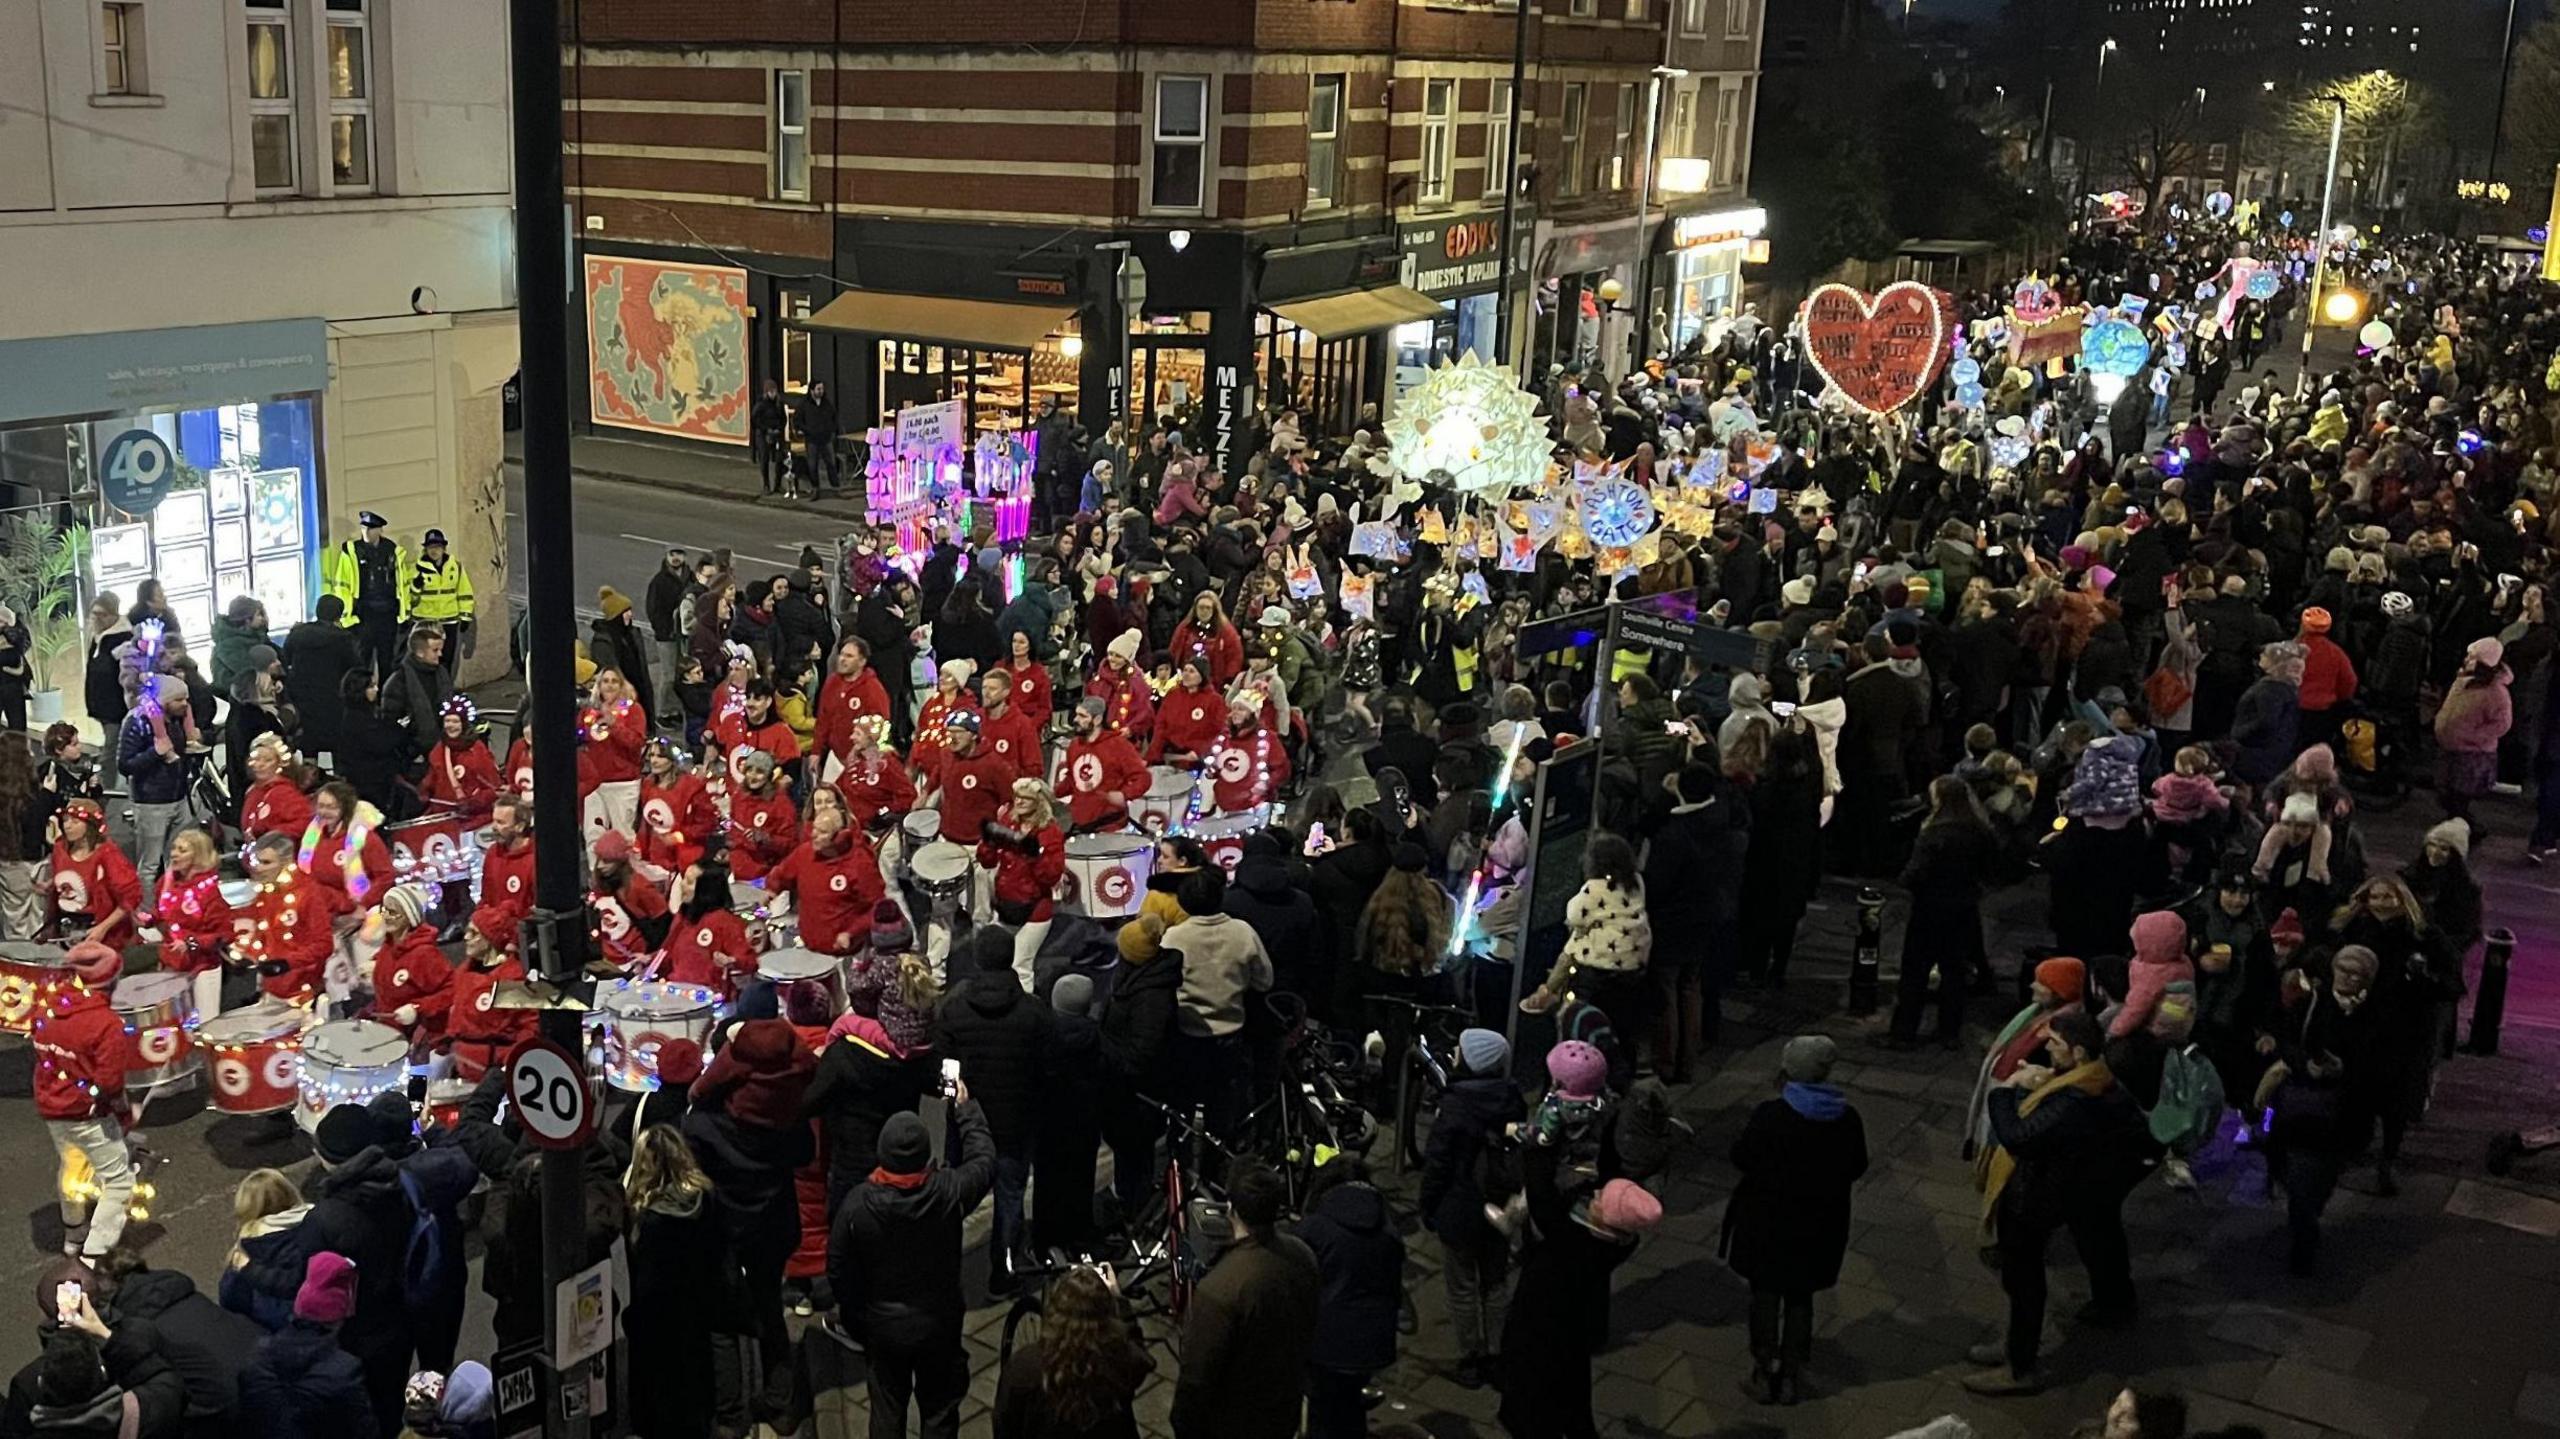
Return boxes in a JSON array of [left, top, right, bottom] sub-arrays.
[[2080, 316, 2150, 379]]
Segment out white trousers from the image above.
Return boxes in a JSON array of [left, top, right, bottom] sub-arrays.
[[49, 1119, 134, 1258]]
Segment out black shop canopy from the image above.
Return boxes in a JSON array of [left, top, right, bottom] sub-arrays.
[[802, 289, 1074, 351], [1264, 284, 1442, 339]]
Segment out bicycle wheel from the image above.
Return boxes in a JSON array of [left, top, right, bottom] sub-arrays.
[[997, 1298, 1041, 1371]]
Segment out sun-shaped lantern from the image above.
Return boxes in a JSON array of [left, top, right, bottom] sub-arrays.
[[1579, 478, 1656, 548], [1388, 351, 1550, 496]]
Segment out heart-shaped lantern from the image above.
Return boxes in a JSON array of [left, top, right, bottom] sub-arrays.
[[1799, 282, 1955, 417]]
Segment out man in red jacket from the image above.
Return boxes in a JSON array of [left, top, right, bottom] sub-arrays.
[[765, 803, 886, 955], [919, 712, 1017, 853], [478, 794, 538, 941], [812, 636, 894, 777], [34, 941, 134, 1260], [1059, 697, 1149, 832], [978, 668, 1045, 781], [2295, 606, 2360, 752]]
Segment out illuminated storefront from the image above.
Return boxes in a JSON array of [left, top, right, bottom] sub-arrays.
[[1393, 207, 1534, 398], [1657, 204, 1767, 350]]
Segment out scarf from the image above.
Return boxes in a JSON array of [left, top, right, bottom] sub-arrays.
[[1975, 1059, 2114, 1240], [866, 1166, 930, 1190], [297, 804, 382, 902], [1782, 1082, 1846, 1120]]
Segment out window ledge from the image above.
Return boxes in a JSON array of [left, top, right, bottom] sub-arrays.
[[88, 93, 165, 108]]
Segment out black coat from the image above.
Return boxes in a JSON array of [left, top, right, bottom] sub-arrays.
[[1720, 1095, 1868, 1293], [86, 628, 134, 739], [625, 1191, 732, 1439], [1642, 788, 1750, 933], [682, 1099, 815, 1273], [644, 566, 693, 645], [1169, 1233, 1321, 1439], [1419, 1075, 1524, 1246], [803, 1032, 933, 1202], [282, 621, 360, 751], [932, 600, 1002, 677], [1296, 1183, 1405, 1374], [1098, 954, 1179, 1100], [1985, 1075, 2151, 1225], [936, 970, 1054, 1150], [377, 655, 452, 755], [1308, 842, 1393, 995], [335, 706, 413, 819], [831, 1101, 998, 1345], [1840, 660, 1926, 787], [589, 614, 655, 723], [237, 1148, 412, 1394], [1034, 1011, 1106, 1251], [774, 592, 834, 668], [1363, 723, 1439, 796], [1224, 853, 1321, 1002], [104, 1268, 263, 1426], [238, 1321, 374, 1439], [1498, 1143, 1640, 1436]]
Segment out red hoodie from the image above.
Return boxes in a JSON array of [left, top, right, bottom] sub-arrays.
[[2296, 633, 2360, 713], [979, 821, 1067, 921], [1169, 619, 1244, 687], [812, 668, 894, 763], [303, 823, 394, 910], [766, 836, 885, 955], [1149, 688, 1226, 764], [663, 908, 757, 1000], [447, 956, 535, 1079], [919, 744, 1018, 846], [49, 841, 142, 952], [726, 788, 800, 882], [979, 702, 1043, 777], [1059, 732, 1150, 831], [479, 836, 537, 938], [1207, 722, 1290, 815], [592, 872, 670, 970], [999, 659, 1053, 731], [373, 924, 457, 1043], [153, 867, 236, 975], [833, 753, 916, 830], [239, 777, 314, 839], [638, 771, 716, 875], [246, 867, 344, 1002], [422, 739, 502, 813], [582, 699, 647, 785], [1086, 663, 1155, 744], [33, 982, 127, 1121]]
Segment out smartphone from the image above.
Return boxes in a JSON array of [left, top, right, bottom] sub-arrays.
[[1985, 545, 2007, 557], [940, 1058, 962, 1097], [54, 1282, 80, 1323], [1772, 700, 1799, 718], [1665, 721, 1691, 737], [1855, 560, 1872, 579], [1303, 821, 1329, 857]]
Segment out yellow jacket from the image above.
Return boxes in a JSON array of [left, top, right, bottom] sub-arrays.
[[407, 553, 475, 623], [319, 537, 410, 625]]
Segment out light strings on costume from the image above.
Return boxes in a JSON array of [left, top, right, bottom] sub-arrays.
[[1450, 726, 1529, 956]]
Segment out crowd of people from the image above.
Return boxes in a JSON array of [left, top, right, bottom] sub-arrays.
[[0, 210, 2544, 1439]]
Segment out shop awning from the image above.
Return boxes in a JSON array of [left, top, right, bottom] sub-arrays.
[[802, 290, 1072, 352], [1265, 284, 1442, 339]]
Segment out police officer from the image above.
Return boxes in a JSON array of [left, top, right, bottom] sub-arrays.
[[407, 527, 475, 679], [320, 510, 409, 678]]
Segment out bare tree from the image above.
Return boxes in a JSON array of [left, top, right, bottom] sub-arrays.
[[2106, 61, 2209, 225]]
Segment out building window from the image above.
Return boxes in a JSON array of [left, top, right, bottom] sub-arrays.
[[245, 0, 295, 193], [2205, 142, 2229, 172], [1680, 0, 1710, 35], [1610, 83, 1636, 190], [325, 0, 373, 190], [1485, 78, 1514, 201], [1713, 79, 1743, 185], [1670, 85, 1697, 160], [1308, 74, 1343, 209], [1420, 79, 1454, 206], [773, 69, 811, 201], [1151, 74, 1209, 212], [100, 3, 141, 95], [780, 292, 813, 393], [1624, 0, 1647, 18], [1726, 0, 1753, 37], [1568, 0, 1596, 15], [1558, 82, 1586, 196]]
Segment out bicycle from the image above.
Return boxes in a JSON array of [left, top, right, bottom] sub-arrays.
[[1361, 995, 1477, 1175], [1243, 991, 1376, 1214], [1116, 1095, 1235, 1333]]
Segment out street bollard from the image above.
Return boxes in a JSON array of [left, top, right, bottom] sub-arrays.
[[2463, 928, 2516, 1056], [1848, 886, 1886, 1016]]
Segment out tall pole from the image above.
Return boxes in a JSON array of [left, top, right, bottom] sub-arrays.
[[1627, 65, 1676, 377], [507, 0, 593, 1435], [2296, 96, 2345, 398], [1494, 0, 1533, 370], [2491, 0, 2520, 183]]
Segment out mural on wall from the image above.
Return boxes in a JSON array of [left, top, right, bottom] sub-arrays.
[[583, 255, 752, 445]]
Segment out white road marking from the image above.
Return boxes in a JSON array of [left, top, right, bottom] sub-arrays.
[[617, 534, 790, 568]]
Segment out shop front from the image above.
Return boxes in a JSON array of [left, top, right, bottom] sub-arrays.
[[1531, 215, 1647, 378], [1653, 203, 1768, 352], [0, 319, 330, 692], [1255, 236, 1440, 439], [1392, 206, 1535, 394]]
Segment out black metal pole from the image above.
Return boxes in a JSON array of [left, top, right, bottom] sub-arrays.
[[2490, 0, 2519, 184], [1493, 0, 1532, 369], [509, 2, 593, 1436]]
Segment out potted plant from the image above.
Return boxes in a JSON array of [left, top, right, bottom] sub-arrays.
[[0, 513, 91, 727]]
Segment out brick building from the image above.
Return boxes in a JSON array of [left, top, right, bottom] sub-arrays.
[[559, 0, 1762, 468]]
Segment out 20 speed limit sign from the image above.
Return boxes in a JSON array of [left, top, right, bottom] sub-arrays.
[[504, 1038, 598, 1150]]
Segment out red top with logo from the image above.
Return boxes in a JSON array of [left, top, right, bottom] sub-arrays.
[[1208, 722, 1291, 815], [920, 744, 1019, 847], [240, 777, 314, 839], [591, 872, 671, 970], [1085, 664, 1155, 744], [422, 739, 502, 814], [662, 908, 757, 1000], [1149, 690, 1226, 765], [1060, 733, 1149, 831], [582, 700, 647, 785], [999, 659, 1053, 731], [812, 668, 893, 762], [33, 982, 128, 1122], [726, 789, 800, 882], [833, 754, 916, 830], [49, 841, 142, 951], [247, 866, 344, 1002], [766, 837, 887, 954], [304, 822, 395, 910], [479, 837, 537, 938], [638, 771, 716, 875], [447, 957, 535, 1079], [979, 822, 1067, 923], [153, 867, 236, 975], [372, 925, 456, 1043], [979, 703, 1043, 776]]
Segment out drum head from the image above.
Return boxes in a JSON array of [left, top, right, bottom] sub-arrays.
[[602, 979, 715, 1021], [911, 841, 971, 884], [1066, 833, 1151, 861], [305, 1020, 406, 1068], [1144, 767, 1195, 800], [901, 810, 943, 845], [218, 879, 257, 909], [112, 973, 194, 1009], [197, 1005, 302, 1046], [0, 942, 70, 966], [760, 947, 838, 982]]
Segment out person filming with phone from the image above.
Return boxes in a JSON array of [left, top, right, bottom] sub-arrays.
[[8, 1262, 189, 1439]]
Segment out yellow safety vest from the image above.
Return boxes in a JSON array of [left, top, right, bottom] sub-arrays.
[[407, 553, 475, 623], [319, 538, 412, 625]]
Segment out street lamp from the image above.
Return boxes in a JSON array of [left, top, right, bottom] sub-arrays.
[[2297, 93, 2347, 397], [1626, 64, 1689, 373], [2082, 39, 2117, 222]]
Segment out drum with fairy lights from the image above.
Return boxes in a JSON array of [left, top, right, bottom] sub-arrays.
[[1194, 808, 1269, 875], [1060, 833, 1152, 918], [383, 809, 484, 889], [597, 978, 720, 1092], [112, 972, 201, 1094], [198, 1005, 305, 1116], [1127, 767, 1196, 834], [295, 1019, 410, 1133], [0, 943, 75, 1034]]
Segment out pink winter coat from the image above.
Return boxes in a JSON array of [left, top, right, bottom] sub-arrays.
[[2432, 667, 2513, 755], [2109, 910, 2196, 1040]]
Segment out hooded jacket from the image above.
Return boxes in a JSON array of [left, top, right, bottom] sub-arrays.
[[26, 1325, 187, 1439], [1222, 847, 1320, 1000], [218, 1204, 311, 1332], [1418, 1074, 1524, 1245], [2108, 911, 2198, 1041], [102, 1268, 262, 1426], [239, 1149, 411, 1376], [802, 1018, 933, 1199], [1296, 1183, 1405, 1374], [238, 1320, 373, 1439], [829, 1101, 997, 1345], [2434, 663, 2513, 754], [934, 966, 1053, 1149]]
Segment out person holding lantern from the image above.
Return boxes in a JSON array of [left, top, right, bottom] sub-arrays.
[[369, 884, 455, 1051], [636, 737, 715, 884], [239, 734, 315, 840], [34, 940, 134, 1262], [47, 799, 142, 953], [1148, 657, 1225, 767], [418, 695, 501, 817], [725, 750, 800, 884], [1059, 697, 1150, 833]]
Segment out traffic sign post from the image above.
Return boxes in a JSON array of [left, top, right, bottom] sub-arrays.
[[503, 1037, 597, 1151]]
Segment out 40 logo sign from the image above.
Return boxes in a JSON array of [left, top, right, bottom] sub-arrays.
[[1798, 282, 1957, 416]]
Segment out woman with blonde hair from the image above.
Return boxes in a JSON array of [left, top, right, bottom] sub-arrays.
[[993, 1263, 1152, 1438], [624, 1125, 727, 1438], [218, 1168, 308, 1330], [2321, 872, 2459, 1194], [583, 667, 649, 842], [983, 777, 1067, 985], [153, 825, 238, 1017]]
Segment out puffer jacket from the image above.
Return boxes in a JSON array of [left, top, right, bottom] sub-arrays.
[[2433, 666, 2513, 754], [2062, 733, 2145, 820], [1561, 878, 1650, 975], [2108, 910, 2197, 1041], [218, 1205, 312, 1331], [1296, 1182, 1405, 1375]]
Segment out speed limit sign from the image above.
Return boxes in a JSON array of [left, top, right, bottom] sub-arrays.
[[503, 1038, 597, 1150]]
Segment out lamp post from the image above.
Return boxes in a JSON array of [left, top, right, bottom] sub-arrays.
[[2080, 39, 2117, 224], [2490, 0, 2521, 185], [2297, 93, 2346, 398], [1492, 0, 1533, 369], [1627, 64, 1687, 376]]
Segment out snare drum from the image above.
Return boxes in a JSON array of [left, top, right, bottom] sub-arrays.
[[1060, 833, 1154, 918], [113, 972, 201, 1094], [384, 809, 485, 886], [597, 979, 720, 1092], [909, 840, 974, 913], [1128, 767, 1197, 834], [0, 942, 73, 1034], [759, 947, 845, 1018], [424, 1077, 474, 1131], [297, 1020, 411, 1133], [1193, 808, 1269, 876], [197, 1006, 305, 1116]]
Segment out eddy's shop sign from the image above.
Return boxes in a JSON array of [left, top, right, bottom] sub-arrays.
[[1400, 211, 1525, 299]]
